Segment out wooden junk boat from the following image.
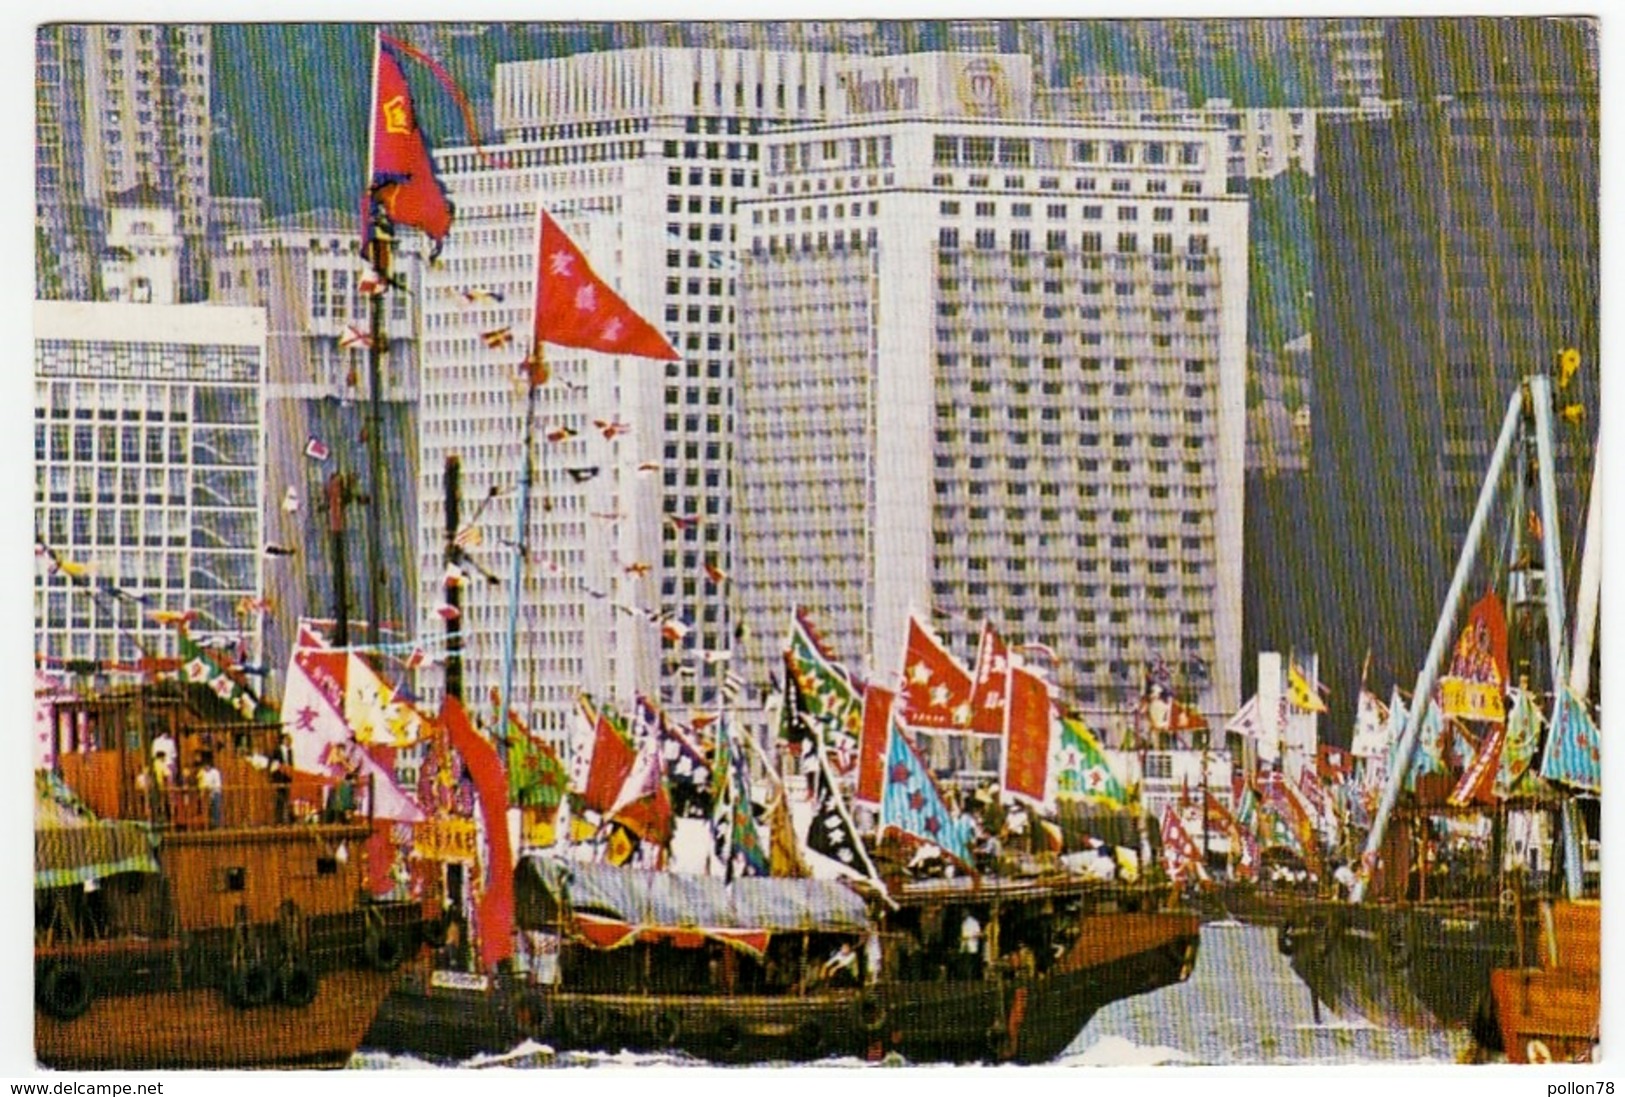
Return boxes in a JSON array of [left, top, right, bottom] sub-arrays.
[[1276, 374, 1600, 1039], [365, 853, 1199, 1065], [35, 685, 430, 1069]]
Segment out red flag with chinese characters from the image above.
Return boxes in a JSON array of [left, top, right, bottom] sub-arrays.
[[968, 621, 1010, 735], [899, 614, 975, 730], [1001, 666, 1052, 804], [438, 696, 514, 970], [365, 37, 453, 252], [534, 211, 680, 361], [855, 684, 894, 807]]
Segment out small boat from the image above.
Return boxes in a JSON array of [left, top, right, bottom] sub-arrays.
[[365, 854, 1199, 1065], [35, 686, 430, 1069]]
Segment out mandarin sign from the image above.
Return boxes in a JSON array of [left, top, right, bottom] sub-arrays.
[[415, 815, 478, 862]]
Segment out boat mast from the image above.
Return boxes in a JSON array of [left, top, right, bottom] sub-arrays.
[[1350, 383, 1524, 903], [1558, 441, 1600, 899], [497, 207, 547, 758], [364, 30, 389, 653], [444, 454, 464, 703]]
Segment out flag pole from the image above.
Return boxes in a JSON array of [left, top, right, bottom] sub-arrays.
[[497, 203, 548, 761]]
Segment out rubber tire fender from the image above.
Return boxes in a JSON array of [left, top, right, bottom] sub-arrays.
[[38, 962, 94, 1021], [792, 1020, 825, 1059], [365, 930, 405, 972], [712, 1021, 744, 1056], [277, 962, 320, 1008], [566, 1001, 609, 1047], [229, 963, 277, 1009], [420, 912, 452, 950], [651, 1010, 682, 1047], [858, 995, 888, 1034], [1277, 923, 1299, 957]]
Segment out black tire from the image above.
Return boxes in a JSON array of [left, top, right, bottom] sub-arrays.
[[365, 931, 405, 972], [858, 995, 888, 1034], [229, 963, 276, 1009], [1278, 924, 1299, 957], [792, 1020, 825, 1059], [38, 962, 93, 1021], [651, 1010, 682, 1047], [421, 912, 451, 949], [566, 1002, 608, 1047], [277, 962, 320, 1008], [712, 1021, 744, 1056]]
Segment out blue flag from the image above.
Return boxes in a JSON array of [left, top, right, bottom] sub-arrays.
[[880, 717, 975, 868], [1539, 688, 1600, 793]]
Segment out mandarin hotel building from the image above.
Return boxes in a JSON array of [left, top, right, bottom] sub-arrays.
[[736, 53, 1247, 736]]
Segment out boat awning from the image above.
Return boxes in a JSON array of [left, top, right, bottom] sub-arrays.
[[519, 855, 871, 944], [35, 771, 158, 889]]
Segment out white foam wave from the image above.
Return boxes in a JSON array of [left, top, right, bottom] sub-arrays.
[[1061, 1035, 1199, 1067]]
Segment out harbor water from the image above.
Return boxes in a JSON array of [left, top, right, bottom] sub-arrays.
[[350, 922, 1468, 1069]]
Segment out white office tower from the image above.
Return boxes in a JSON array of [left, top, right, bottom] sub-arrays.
[[424, 49, 838, 740], [34, 301, 267, 673], [735, 53, 1248, 731]]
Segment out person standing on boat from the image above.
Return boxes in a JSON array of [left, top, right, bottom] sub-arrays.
[[865, 929, 883, 985], [150, 728, 177, 822], [197, 753, 224, 829], [958, 911, 984, 978]]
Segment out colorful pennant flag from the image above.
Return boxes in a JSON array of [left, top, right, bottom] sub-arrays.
[[534, 210, 681, 361], [581, 702, 637, 815], [1053, 715, 1126, 805], [1159, 805, 1209, 885], [783, 609, 863, 778], [304, 436, 330, 462], [880, 717, 975, 870], [854, 684, 894, 807], [968, 621, 1011, 734], [1539, 687, 1600, 793], [1287, 662, 1328, 713], [1002, 665, 1052, 804], [899, 613, 975, 731], [364, 35, 454, 254], [481, 326, 514, 349]]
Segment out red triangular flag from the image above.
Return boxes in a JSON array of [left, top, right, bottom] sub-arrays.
[[365, 36, 453, 253], [534, 211, 680, 361]]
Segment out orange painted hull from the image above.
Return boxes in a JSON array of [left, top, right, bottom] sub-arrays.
[[1490, 967, 1598, 1063], [36, 967, 399, 1070]]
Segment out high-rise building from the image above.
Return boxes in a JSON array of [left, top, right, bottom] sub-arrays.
[[211, 209, 425, 688], [1308, 17, 1598, 727], [35, 24, 213, 302], [34, 299, 267, 675], [422, 48, 839, 740], [734, 52, 1249, 741]]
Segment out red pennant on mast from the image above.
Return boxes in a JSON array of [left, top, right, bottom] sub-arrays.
[[533, 211, 680, 362], [365, 35, 453, 254]]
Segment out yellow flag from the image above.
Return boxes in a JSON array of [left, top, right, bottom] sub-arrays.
[[605, 822, 636, 866], [1288, 663, 1328, 713], [767, 791, 811, 878]]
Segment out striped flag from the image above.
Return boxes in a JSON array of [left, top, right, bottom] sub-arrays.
[[1053, 715, 1126, 805], [1159, 805, 1209, 884], [459, 286, 506, 305], [1538, 687, 1600, 793], [481, 326, 514, 348]]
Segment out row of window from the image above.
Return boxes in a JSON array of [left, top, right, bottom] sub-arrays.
[[930, 135, 1206, 170], [938, 199, 1211, 223], [938, 228, 1211, 254]]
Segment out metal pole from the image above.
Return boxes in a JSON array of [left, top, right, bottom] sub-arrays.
[[1529, 376, 1586, 900], [1351, 384, 1524, 903], [1528, 375, 1569, 695], [1568, 442, 1600, 701]]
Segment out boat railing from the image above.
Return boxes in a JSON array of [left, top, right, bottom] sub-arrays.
[[128, 780, 371, 832]]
